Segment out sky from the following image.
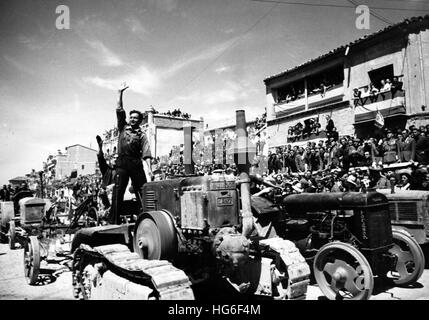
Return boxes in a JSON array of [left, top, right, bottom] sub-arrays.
[[0, 0, 428, 185]]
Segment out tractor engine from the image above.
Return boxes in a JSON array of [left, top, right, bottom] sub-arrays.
[[141, 173, 239, 233]]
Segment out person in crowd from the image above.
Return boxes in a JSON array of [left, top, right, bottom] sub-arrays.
[[336, 138, 351, 171], [0, 185, 8, 202], [399, 129, 416, 162], [414, 128, 429, 164], [382, 130, 400, 164], [395, 172, 412, 191], [348, 138, 364, 167], [305, 148, 323, 172], [7, 185, 14, 200], [420, 172, 429, 190]]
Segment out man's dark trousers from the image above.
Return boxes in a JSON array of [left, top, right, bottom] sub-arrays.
[[111, 156, 147, 224]]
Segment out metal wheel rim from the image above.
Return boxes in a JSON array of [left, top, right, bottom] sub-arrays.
[[313, 242, 374, 300], [387, 230, 425, 286], [23, 236, 40, 285], [134, 216, 161, 260], [133, 211, 177, 260]]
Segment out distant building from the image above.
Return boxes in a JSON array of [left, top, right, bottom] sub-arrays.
[[264, 15, 429, 148], [102, 108, 205, 163], [54, 144, 97, 179]]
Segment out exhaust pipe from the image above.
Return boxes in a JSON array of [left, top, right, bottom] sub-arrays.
[[183, 123, 195, 175], [234, 110, 253, 238]]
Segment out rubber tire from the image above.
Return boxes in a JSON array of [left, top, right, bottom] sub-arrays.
[[313, 241, 374, 300], [388, 230, 425, 286], [9, 221, 16, 250], [24, 236, 40, 285]]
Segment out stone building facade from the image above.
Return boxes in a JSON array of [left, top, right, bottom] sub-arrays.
[[55, 144, 97, 179], [264, 15, 429, 149]]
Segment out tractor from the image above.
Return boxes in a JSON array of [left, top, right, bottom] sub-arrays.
[[70, 110, 311, 300], [251, 189, 425, 300]]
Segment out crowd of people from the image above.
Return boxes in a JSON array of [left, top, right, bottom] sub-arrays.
[[264, 124, 429, 195], [153, 108, 191, 119], [0, 183, 28, 202], [353, 76, 404, 106]]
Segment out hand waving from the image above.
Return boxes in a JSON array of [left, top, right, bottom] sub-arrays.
[[118, 82, 129, 93]]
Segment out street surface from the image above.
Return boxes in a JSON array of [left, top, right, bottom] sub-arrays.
[[1, 242, 428, 300]]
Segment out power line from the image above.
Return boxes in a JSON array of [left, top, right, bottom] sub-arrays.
[[250, 0, 429, 12], [164, 3, 279, 104]]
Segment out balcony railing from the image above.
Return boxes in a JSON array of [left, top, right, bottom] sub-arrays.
[[354, 89, 406, 123], [274, 84, 344, 118]]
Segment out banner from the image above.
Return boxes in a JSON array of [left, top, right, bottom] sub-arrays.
[[374, 111, 384, 128]]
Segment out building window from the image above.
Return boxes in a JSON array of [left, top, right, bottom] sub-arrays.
[[307, 64, 344, 97], [276, 80, 305, 104], [275, 64, 344, 104], [368, 64, 394, 90], [81, 165, 85, 170]]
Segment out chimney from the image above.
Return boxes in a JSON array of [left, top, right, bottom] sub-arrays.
[[183, 122, 195, 175]]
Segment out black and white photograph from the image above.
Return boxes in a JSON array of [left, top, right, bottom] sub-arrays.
[[1, 0, 429, 307]]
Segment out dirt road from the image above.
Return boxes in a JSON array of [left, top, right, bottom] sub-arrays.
[[1, 243, 428, 300]]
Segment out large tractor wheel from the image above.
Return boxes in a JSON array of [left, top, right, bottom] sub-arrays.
[[386, 230, 425, 286], [133, 211, 177, 260], [8, 221, 16, 250], [313, 241, 374, 300], [23, 236, 41, 285]]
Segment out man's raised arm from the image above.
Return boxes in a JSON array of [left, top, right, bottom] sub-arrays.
[[117, 83, 129, 131]]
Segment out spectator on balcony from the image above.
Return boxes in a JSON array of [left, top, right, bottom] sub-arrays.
[[353, 88, 361, 106], [369, 82, 379, 102], [290, 87, 298, 101], [318, 82, 329, 98], [391, 76, 403, 94], [380, 79, 391, 92], [361, 85, 370, 97]]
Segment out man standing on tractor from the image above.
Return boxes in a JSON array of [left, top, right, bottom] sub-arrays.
[[112, 83, 152, 224]]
